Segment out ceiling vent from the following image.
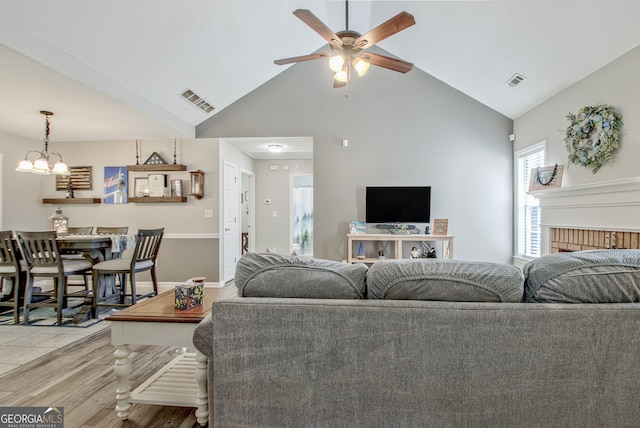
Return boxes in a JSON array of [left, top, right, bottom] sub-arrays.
[[506, 73, 526, 87], [180, 88, 215, 114]]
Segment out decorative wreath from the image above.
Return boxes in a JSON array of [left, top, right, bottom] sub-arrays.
[[564, 104, 623, 173]]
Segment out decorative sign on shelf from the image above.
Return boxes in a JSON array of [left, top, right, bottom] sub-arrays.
[[529, 164, 564, 191], [56, 166, 93, 191], [144, 151, 169, 165]]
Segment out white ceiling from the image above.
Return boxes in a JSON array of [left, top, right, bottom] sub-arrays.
[[1, 0, 640, 151]]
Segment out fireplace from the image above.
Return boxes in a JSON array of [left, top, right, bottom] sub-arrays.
[[550, 227, 640, 253], [531, 177, 640, 255]]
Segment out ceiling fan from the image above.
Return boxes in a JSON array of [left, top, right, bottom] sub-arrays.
[[274, 1, 415, 88]]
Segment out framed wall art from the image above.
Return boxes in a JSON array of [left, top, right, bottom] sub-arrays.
[[103, 166, 127, 204], [134, 177, 149, 197]]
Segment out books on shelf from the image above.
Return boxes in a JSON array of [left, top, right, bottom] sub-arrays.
[[349, 221, 366, 234]]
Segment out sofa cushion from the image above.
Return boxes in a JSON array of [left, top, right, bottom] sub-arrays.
[[367, 259, 524, 302], [523, 249, 640, 303], [235, 252, 368, 299]]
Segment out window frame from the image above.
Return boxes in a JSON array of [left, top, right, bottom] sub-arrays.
[[513, 141, 546, 262]]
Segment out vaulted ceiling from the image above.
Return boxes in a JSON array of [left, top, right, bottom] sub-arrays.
[[1, 1, 640, 143]]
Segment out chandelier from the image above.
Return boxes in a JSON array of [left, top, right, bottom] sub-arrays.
[[16, 111, 70, 176]]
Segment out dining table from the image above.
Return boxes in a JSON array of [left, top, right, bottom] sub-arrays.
[[56, 234, 137, 318], [57, 233, 136, 262]]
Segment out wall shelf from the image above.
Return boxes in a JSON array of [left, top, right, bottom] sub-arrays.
[[43, 198, 101, 204], [127, 164, 186, 172], [127, 164, 188, 203], [128, 196, 187, 203]]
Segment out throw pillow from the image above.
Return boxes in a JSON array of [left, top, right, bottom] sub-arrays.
[[523, 249, 640, 303], [235, 252, 368, 299], [367, 259, 524, 302]]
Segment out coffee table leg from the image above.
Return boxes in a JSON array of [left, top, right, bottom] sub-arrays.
[[195, 351, 209, 426], [114, 344, 132, 420]]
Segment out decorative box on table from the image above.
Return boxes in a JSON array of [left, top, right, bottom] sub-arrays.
[[175, 277, 206, 310]]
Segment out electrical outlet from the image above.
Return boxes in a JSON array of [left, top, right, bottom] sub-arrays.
[[204, 209, 213, 218]]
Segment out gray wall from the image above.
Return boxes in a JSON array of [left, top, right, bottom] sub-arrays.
[[197, 50, 514, 263], [514, 45, 640, 184]]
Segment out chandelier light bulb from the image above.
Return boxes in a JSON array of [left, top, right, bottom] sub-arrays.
[[334, 69, 348, 82], [329, 55, 345, 72], [353, 58, 370, 77]]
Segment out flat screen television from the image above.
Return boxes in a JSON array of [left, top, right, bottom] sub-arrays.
[[365, 186, 431, 224]]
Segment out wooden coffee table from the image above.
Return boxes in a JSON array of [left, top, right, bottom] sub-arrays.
[[106, 286, 235, 426]]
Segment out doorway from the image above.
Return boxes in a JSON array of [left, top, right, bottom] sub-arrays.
[[240, 170, 255, 255], [290, 173, 313, 256], [223, 161, 237, 282]]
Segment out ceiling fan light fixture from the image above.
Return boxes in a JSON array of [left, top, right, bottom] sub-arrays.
[[334, 69, 349, 83], [353, 58, 370, 76], [329, 55, 345, 72]]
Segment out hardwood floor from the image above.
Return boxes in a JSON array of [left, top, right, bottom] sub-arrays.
[[0, 328, 202, 428]]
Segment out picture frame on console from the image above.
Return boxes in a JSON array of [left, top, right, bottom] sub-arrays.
[[433, 219, 449, 235]]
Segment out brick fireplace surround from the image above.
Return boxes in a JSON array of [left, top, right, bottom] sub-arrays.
[[530, 177, 640, 255], [550, 228, 640, 253]]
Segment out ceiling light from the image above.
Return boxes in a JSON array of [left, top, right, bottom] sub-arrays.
[[268, 144, 284, 153], [353, 58, 370, 77], [16, 111, 69, 176], [329, 55, 345, 72], [334, 68, 349, 83]]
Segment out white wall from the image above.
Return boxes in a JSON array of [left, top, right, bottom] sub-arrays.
[[514, 45, 640, 185]]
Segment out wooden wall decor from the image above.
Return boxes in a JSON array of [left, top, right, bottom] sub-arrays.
[[56, 166, 93, 191]]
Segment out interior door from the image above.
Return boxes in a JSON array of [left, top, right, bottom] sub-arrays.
[[223, 162, 237, 282]]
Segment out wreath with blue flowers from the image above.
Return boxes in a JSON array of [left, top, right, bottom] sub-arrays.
[[564, 104, 623, 173]]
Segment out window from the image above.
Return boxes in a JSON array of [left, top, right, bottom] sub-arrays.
[[515, 142, 545, 258]]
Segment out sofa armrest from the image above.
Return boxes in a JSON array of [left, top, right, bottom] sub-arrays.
[[192, 314, 213, 356]]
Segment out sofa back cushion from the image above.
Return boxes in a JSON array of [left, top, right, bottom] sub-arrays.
[[235, 252, 368, 299], [523, 249, 640, 303], [367, 259, 524, 302]]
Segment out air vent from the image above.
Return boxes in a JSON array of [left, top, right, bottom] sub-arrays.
[[506, 73, 526, 87], [180, 88, 215, 114]]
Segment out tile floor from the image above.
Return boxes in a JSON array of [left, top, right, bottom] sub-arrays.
[[0, 320, 111, 377]]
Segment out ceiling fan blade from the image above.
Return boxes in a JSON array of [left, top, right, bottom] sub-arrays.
[[293, 9, 343, 46], [274, 52, 329, 66], [362, 52, 413, 73], [354, 11, 415, 49]]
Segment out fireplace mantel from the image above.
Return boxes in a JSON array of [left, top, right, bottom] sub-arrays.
[[530, 176, 640, 203], [530, 177, 640, 254]]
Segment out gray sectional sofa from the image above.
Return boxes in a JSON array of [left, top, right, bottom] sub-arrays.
[[193, 251, 640, 427]]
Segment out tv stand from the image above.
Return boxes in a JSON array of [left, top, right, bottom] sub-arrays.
[[347, 233, 454, 264]]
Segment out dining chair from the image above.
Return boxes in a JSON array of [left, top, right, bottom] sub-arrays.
[[68, 226, 93, 235], [16, 230, 94, 325], [0, 231, 26, 324], [92, 228, 164, 316], [95, 226, 130, 263], [95, 226, 129, 234]]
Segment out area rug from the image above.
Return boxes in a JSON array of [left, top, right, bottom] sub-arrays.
[[0, 300, 102, 327]]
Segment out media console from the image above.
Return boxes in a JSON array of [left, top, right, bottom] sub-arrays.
[[347, 233, 454, 264]]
